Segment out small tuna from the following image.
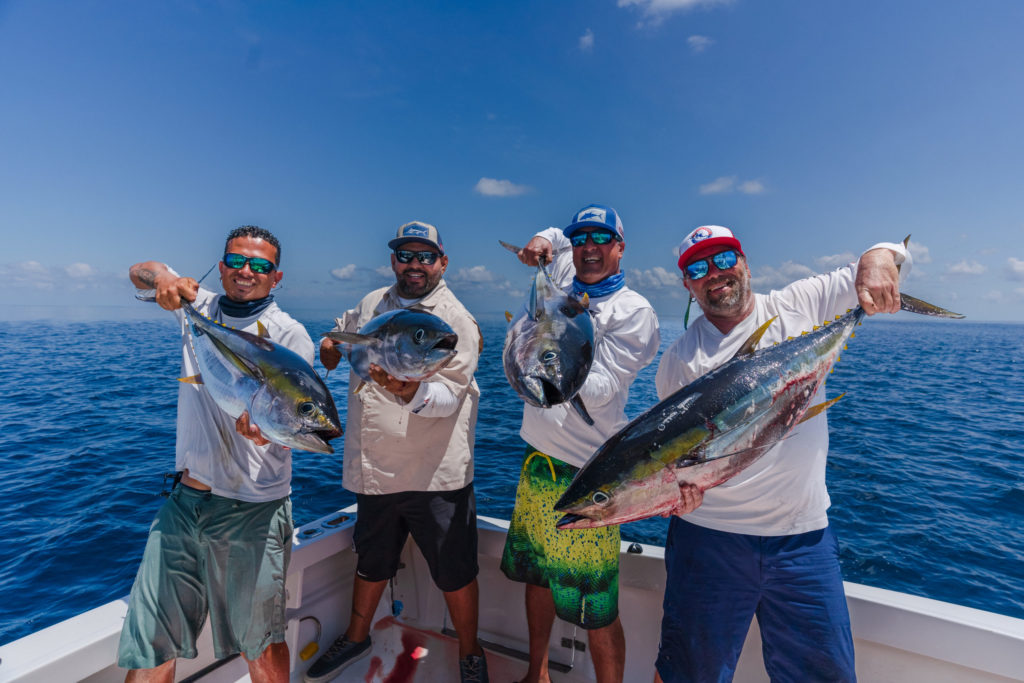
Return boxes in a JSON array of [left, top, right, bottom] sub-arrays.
[[501, 244, 595, 425], [181, 301, 343, 454], [324, 309, 459, 383], [554, 293, 963, 529]]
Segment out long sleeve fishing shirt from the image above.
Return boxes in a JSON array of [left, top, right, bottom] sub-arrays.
[[519, 227, 661, 469], [333, 280, 482, 495], [655, 242, 911, 536]]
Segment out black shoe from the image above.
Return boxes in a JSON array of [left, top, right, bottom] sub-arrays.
[[303, 635, 372, 682], [459, 653, 489, 683]]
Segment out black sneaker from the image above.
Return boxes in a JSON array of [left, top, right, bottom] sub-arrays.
[[459, 653, 489, 683], [303, 635, 372, 682]]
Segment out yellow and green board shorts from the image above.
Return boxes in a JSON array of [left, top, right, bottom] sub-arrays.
[[500, 446, 620, 630]]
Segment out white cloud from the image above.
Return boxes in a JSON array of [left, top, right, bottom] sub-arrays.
[[579, 28, 595, 52], [449, 265, 501, 284], [618, 0, 734, 26], [374, 265, 393, 277], [699, 176, 736, 195], [329, 264, 358, 280], [982, 290, 1003, 302], [907, 241, 932, 265], [698, 176, 764, 195], [815, 252, 856, 270], [627, 266, 682, 290], [2, 260, 107, 291], [737, 179, 765, 195], [474, 177, 531, 197], [750, 261, 818, 291], [947, 260, 986, 276], [687, 35, 714, 53], [1007, 257, 1024, 281]]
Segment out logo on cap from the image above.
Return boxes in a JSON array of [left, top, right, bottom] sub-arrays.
[[576, 207, 607, 224], [403, 224, 430, 238], [691, 227, 713, 244]]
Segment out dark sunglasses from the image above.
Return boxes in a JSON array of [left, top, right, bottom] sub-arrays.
[[222, 253, 276, 274], [684, 249, 739, 280], [395, 249, 440, 265], [570, 230, 618, 248]]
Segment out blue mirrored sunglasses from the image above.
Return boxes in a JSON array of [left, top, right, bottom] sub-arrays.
[[395, 249, 440, 265], [570, 230, 618, 247], [684, 249, 739, 280], [222, 253, 276, 274]]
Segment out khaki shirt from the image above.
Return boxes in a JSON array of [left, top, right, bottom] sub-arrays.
[[335, 280, 481, 494]]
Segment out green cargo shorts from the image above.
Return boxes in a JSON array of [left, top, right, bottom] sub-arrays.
[[117, 484, 292, 669], [500, 446, 621, 630]]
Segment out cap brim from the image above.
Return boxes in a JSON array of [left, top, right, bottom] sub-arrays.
[[388, 237, 444, 253], [678, 238, 743, 272]]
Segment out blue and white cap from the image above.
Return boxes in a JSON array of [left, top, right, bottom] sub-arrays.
[[562, 204, 625, 240], [388, 220, 444, 254]]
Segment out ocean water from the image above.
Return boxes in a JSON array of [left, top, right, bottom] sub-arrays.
[[1, 315, 1022, 645]]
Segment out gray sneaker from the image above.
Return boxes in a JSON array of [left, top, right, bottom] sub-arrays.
[[459, 653, 489, 683], [303, 635, 372, 682]]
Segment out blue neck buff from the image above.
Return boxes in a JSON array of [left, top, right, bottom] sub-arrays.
[[218, 294, 275, 319], [571, 272, 625, 299]]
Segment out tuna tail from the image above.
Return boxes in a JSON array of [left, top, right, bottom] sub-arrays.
[[900, 294, 965, 319], [570, 395, 594, 426]]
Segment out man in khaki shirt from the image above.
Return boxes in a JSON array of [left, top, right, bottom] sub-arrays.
[[305, 221, 487, 683]]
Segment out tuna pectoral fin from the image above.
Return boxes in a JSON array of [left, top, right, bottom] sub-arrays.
[[324, 330, 381, 345], [797, 393, 845, 425], [178, 374, 203, 384], [733, 316, 778, 359], [899, 294, 965, 319], [571, 395, 595, 426]]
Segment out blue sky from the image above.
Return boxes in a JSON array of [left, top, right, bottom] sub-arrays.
[[1, 0, 1022, 322]]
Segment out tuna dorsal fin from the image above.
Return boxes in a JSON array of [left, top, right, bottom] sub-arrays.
[[571, 395, 595, 426], [505, 310, 513, 323], [797, 393, 845, 425], [178, 374, 203, 385], [257, 320, 269, 338], [324, 330, 382, 345], [733, 316, 777, 359], [353, 380, 367, 394], [580, 292, 590, 309]]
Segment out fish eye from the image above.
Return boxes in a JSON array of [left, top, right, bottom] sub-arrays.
[[592, 491, 611, 506], [542, 350, 558, 363], [414, 328, 425, 344], [298, 401, 316, 416]]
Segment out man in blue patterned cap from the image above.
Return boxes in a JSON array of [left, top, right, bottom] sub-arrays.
[[500, 204, 660, 683]]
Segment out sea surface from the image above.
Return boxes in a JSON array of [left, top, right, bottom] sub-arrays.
[[1, 314, 1023, 645]]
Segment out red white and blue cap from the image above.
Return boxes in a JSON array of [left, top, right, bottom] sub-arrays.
[[562, 204, 625, 240], [388, 220, 444, 254], [676, 225, 744, 272]]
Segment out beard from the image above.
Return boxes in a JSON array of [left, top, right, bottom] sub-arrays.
[[396, 268, 442, 299], [697, 272, 751, 317]]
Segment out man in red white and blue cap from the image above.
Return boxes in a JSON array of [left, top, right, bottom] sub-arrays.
[[653, 225, 912, 683], [500, 203, 660, 683]]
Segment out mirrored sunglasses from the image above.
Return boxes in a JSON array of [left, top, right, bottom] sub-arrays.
[[685, 249, 739, 280], [395, 249, 440, 265], [570, 230, 618, 248], [222, 253, 276, 274]]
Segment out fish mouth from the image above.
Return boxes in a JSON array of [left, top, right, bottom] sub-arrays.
[[432, 333, 458, 352], [555, 512, 593, 529], [523, 376, 565, 407]]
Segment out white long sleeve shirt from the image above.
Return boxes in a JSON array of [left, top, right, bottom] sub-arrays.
[[520, 227, 661, 468], [655, 242, 910, 535]]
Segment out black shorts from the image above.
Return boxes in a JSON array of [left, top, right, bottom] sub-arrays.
[[354, 484, 479, 592]]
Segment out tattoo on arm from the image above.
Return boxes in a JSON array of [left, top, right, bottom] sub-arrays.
[[133, 267, 158, 288]]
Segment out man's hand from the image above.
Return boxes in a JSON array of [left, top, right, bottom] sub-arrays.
[[155, 275, 199, 311], [518, 236, 554, 267], [235, 411, 272, 446], [662, 484, 704, 518], [855, 248, 901, 315], [368, 363, 420, 403], [320, 337, 342, 371]]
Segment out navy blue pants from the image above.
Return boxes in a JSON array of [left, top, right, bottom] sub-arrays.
[[656, 519, 855, 683]]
